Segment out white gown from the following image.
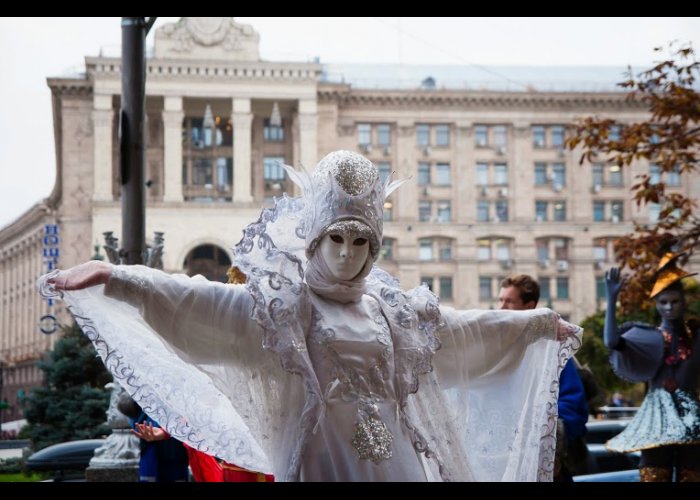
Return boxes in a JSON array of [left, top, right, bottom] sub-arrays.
[[39, 264, 579, 481]]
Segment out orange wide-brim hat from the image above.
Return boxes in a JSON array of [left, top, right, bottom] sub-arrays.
[[649, 266, 698, 299]]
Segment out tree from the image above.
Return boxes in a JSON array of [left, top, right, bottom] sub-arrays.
[[567, 42, 700, 312], [22, 322, 112, 451]]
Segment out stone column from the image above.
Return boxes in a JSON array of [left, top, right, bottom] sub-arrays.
[[232, 98, 253, 203], [162, 96, 184, 203], [92, 94, 114, 202], [298, 99, 318, 172]]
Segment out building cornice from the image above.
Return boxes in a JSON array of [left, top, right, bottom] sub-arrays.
[[46, 77, 92, 97], [0, 201, 54, 245], [317, 84, 644, 110], [85, 56, 323, 83]]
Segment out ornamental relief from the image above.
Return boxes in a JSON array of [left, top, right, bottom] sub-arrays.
[[155, 17, 260, 62]]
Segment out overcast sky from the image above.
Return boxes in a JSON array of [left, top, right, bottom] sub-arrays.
[[1, 17, 698, 229]]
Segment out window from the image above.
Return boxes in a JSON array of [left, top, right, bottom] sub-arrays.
[[437, 201, 452, 222], [419, 162, 451, 186], [263, 118, 284, 142], [553, 238, 569, 262], [476, 163, 489, 186], [593, 239, 608, 263], [648, 202, 661, 222], [357, 123, 371, 146], [419, 239, 433, 261], [416, 124, 430, 146], [535, 163, 547, 186], [420, 237, 453, 261], [650, 163, 681, 187], [183, 114, 233, 201], [668, 166, 681, 187], [608, 165, 623, 187], [609, 125, 621, 141], [539, 277, 551, 300], [435, 163, 451, 186], [381, 238, 395, 260], [535, 201, 548, 222], [477, 163, 509, 188], [556, 277, 569, 300], [536, 240, 549, 264], [479, 277, 493, 300], [475, 125, 488, 147], [593, 163, 624, 188], [552, 163, 566, 188], [377, 162, 391, 183], [493, 125, 507, 148], [477, 201, 490, 222], [495, 239, 511, 262], [184, 244, 232, 283], [649, 164, 662, 185], [611, 201, 624, 222], [417, 162, 431, 186], [419, 201, 432, 222], [593, 201, 605, 222], [435, 125, 450, 147], [477, 239, 491, 260], [495, 200, 508, 222], [422, 277, 434, 291], [592, 164, 604, 188], [383, 200, 394, 221], [377, 124, 391, 146], [477, 238, 512, 262], [553, 201, 566, 222], [494, 164, 508, 186], [533, 126, 546, 148], [438, 240, 453, 261], [263, 157, 285, 180], [263, 156, 286, 199], [533, 125, 566, 149], [551, 126, 565, 148], [440, 277, 453, 300], [596, 276, 606, 302]]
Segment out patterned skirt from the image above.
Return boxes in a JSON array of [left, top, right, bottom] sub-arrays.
[[607, 389, 700, 453]]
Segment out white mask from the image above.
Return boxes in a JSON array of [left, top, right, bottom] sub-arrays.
[[318, 231, 370, 281]]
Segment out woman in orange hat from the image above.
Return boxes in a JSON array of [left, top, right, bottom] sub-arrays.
[[603, 258, 700, 481]]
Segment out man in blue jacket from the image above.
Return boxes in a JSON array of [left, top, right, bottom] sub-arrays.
[[499, 275, 589, 481]]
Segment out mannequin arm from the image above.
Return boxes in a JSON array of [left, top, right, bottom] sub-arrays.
[[604, 267, 624, 350]]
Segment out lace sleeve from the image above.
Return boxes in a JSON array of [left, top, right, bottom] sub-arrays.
[[104, 264, 257, 363]]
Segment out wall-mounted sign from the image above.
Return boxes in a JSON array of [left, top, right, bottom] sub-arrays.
[[42, 224, 59, 308]]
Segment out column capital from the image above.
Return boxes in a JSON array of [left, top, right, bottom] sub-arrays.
[[93, 93, 112, 111], [162, 109, 185, 127], [233, 98, 251, 114], [164, 95, 183, 112]]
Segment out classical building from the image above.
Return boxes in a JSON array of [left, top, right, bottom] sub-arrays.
[[1, 17, 698, 422]]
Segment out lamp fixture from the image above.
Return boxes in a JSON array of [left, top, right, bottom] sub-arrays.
[[203, 104, 214, 128], [270, 101, 282, 127]]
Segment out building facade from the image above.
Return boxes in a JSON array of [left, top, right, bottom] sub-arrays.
[[1, 17, 698, 422]]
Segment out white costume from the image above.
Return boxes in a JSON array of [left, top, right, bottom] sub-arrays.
[[39, 151, 581, 481]]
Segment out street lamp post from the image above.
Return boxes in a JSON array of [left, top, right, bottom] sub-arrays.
[[85, 17, 158, 482]]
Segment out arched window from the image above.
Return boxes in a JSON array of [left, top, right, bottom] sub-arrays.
[[183, 244, 232, 283]]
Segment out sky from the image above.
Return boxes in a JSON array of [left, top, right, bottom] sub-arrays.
[[1, 16, 698, 229]]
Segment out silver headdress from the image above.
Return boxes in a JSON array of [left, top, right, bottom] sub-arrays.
[[284, 150, 406, 261]]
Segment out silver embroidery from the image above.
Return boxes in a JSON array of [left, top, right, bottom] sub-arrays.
[[375, 314, 392, 346], [351, 398, 393, 463], [524, 312, 555, 344]]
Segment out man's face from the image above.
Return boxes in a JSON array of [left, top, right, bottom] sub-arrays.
[[498, 286, 535, 310]]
